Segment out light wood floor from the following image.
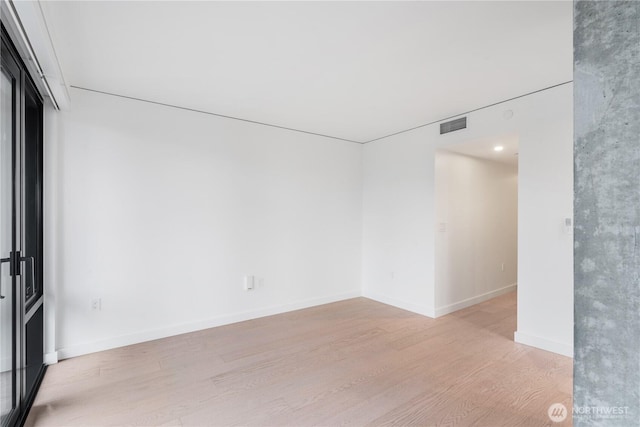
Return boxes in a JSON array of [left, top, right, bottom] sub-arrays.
[[26, 292, 572, 426]]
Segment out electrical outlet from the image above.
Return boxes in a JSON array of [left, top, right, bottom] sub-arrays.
[[244, 276, 255, 291], [501, 263, 505, 272], [91, 298, 102, 311]]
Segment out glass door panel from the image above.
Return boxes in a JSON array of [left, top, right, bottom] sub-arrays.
[[22, 78, 43, 400], [0, 65, 16, 427]]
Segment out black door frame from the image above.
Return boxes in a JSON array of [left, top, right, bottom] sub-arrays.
[[1, 22, 22, 427]]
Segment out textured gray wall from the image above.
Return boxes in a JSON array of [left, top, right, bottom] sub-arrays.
[[574, 1, 640, 426]]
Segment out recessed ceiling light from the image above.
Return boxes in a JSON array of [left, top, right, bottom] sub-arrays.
[[494, 146, 504, 152]]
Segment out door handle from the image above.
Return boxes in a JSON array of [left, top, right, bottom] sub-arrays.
[[0, 255, 36, 300], [20, 256, 36, 298], [0, 257, 10, 299]]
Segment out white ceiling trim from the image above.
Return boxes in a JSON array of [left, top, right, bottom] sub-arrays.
[[70, 85, 364, 144], [69, 80, 573, 145]]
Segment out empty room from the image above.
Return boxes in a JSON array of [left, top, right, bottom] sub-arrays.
[[0, 1, 638, 426]]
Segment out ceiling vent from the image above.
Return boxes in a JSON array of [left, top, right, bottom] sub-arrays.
[[440, 117, 467, 135]]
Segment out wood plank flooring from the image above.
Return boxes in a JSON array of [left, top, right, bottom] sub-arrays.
[[25, 292, 572, 426]]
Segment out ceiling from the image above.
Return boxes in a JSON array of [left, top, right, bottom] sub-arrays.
[[41, 1, 573, 143], [439, 134, 519, 167]]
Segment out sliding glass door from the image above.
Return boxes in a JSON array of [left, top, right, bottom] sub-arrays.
[[0, 36, 21, 427], [1, 25, 45, 427]]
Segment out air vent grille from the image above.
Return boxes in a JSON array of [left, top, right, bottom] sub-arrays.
[[440, 117, 467, 135]]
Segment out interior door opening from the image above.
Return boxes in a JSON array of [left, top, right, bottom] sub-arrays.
[[434, 134, 519, 332]]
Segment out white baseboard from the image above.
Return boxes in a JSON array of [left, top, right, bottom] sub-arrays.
[[434, 283, 517, 318], [514, 331, 573, 357], [44, 351, 59, 365], [57, 291, 361, 360], [362, 290, 435, 318]]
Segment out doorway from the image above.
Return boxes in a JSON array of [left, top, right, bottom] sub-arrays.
[[1, 26, 45, 427], [434, 135, 519, 318]]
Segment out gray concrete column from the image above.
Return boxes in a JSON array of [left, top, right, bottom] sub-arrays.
[[574, 1, 640, 425]]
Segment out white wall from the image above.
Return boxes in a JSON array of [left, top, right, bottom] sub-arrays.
[[362, 83, 573, 356], [515, 92, 574, 357], [361, 132, 436, 316], [44, 103, 59, 364], [434, 151, 518, 316], [46, 88, 363, 359]]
